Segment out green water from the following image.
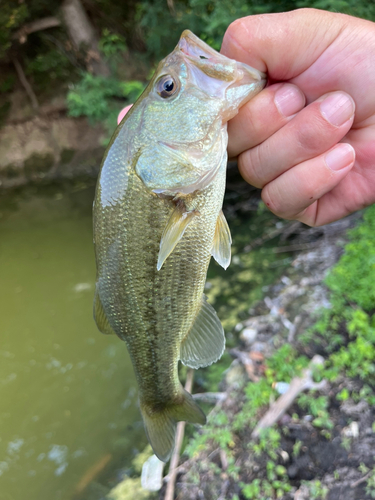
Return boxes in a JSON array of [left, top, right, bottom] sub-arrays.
[[0, 183, 147, 500]]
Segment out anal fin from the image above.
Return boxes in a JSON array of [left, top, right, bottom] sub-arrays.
[[93, 287, 115, 335], [180, 295, 225, 369], [157, 201, 198, 271], [211, 210, 232, 270]]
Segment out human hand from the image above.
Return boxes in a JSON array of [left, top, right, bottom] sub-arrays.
[[221, 8, 375, 226]]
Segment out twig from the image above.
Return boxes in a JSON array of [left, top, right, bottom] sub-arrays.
[[167, 0, 176, 15], [13, 17, 61, 43], [273, 242, 321, 254], [193, 392, 226, 404], [252, 355, 327, 438], [12, 58, 39, 111], [244, 221, 300, 252], [164, 368, 194, 500], [350, 471, 372, 488], [218, 479, 230, 500]]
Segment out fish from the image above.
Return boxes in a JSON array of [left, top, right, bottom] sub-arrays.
[[93, 30, 266, 462]]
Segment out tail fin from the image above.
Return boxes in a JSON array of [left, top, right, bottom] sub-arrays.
[[140, 388, 206, 462]]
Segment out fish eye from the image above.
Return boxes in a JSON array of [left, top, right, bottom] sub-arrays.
[[156, 75, 179, 98]]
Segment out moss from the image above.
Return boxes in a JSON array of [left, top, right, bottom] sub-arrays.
[[131, 445, 153, 474], [107, 477, 152, 500]]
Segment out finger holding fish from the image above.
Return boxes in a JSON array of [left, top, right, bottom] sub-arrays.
[[261, 142, 355, 225], [227, 82, 306, 159], [237, 91, 355, 189]]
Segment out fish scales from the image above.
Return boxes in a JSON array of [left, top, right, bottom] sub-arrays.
[[96, 155, 225, 401], [93, 30, 266, 461]]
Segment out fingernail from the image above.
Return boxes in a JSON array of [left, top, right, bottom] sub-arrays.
[[325, 144, 355, 171], [320, 93, 354, 126], [274, 84, 305, 117]]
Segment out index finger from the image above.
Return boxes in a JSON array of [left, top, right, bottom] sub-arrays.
[[221, 9, 344, 82]]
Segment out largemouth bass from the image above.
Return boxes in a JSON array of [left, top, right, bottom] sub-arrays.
[[93, 31, 266, 461]]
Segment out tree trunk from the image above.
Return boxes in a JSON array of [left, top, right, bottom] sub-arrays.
[[61, 0, 110, 77]]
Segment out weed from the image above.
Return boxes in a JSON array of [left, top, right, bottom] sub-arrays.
[[301, 479, 328, 499], [358, 463, 375, 499], [249, 428, 281, 461], [297, 394, 333, 431], [341, 436, 351, 452], [292, 439, 302, 458]]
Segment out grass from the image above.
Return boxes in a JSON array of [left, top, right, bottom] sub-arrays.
[[184, 205, 375, 499]]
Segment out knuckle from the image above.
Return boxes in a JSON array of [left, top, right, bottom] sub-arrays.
[[224, 18, 249, 45], [238, 147, 265, 188], [294, 115, 332, 154], [261, 184, 291, 219]]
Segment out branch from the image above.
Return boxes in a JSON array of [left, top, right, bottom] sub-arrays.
[[350, 471, 372, 488], [193, 392, 226, 404], [12, 58, 39, 111], [13, 17, 61, 43], [164, 368, 194, 500], [273, 242, 321, 254], [252, 355, 327, 438], [244, 221, 301, 252], [167, 0, 176, 15]]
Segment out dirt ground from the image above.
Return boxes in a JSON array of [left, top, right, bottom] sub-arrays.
[[168, 213, 375, 500]]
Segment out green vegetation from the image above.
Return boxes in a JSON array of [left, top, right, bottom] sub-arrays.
[[300, 480, 328, 499], [67, 73, 144, 139], [358, 463, 375, 499], [185, 205, 375, 498], [301, 205, 375, 390], [1, 0, 375, 132]]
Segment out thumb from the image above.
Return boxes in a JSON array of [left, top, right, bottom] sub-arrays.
[[220, 9, 345, 81]]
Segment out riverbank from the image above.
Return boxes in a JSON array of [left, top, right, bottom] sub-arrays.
[[103, 207, 375, 500], [170, 209, 375, 500], [0, 105, 105, 189]]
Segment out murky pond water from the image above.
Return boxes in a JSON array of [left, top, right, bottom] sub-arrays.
[[0, 179, 289, 500], [0, 183, 147, 500]]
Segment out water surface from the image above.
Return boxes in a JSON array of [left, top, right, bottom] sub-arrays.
[[0, 183, 147, 500]]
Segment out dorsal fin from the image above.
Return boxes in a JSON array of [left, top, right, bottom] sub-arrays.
[[157, 201, 198, 271], [211, 210, 232, 270], [180, 295, 225, 369], [93, 287, 115, 335]]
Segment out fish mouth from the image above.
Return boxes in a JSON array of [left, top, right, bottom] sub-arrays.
[[177, 30, 266, 84], [177, 30, 267, 120], [178, 30, 221, 60]]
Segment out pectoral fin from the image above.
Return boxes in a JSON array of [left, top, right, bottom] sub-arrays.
[[211, 210, 232, 270], [180, 295, 225, 369], [93, 288, 115, 335], [157, 202, 198, 271]]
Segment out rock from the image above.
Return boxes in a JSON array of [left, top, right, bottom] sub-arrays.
[[240, 327, 257, 345], [225, 361, 247, 388], [0, 115, 105, 188], [341, 421, 359, 438], [141, 454, 165, 491]]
